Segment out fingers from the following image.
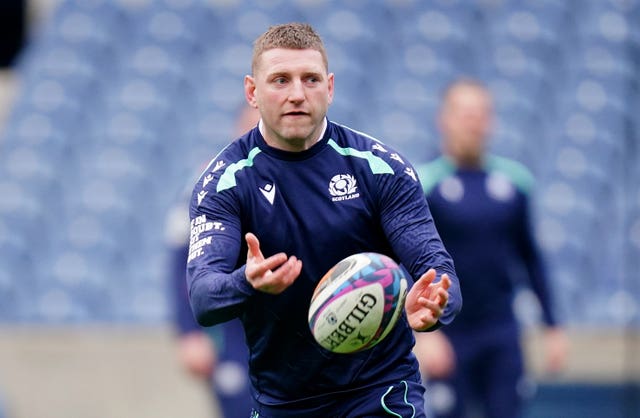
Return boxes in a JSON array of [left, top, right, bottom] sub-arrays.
[[268, 255, 301, 281], [245, 232, 261, 260], [436, 275, 450, 311], [407, 270, 451, 331], [246, 232, 291, 275], [435, 276, 449, 309], [409, 292, 447, 331], [440, 274, 451, 290], [252, 252, 289, 276], [409, 299, 441, 331], [251, 255, 302, 294], [277, 256, 302, 282], [418, 294, 445, 318], [414, 270, 450, 300], [426, 273, 450, 306], [244, 232, 302, 294], [415, 270, 450, 289], [413, 268, 436, 291]]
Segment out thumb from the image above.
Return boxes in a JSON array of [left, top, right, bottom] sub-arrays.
[[245, 232, 262, 260]]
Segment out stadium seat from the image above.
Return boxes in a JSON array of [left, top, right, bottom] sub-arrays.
[[131, 6, 203, 57], [389, 1, 483, 75], [120, 43, 194, 93]]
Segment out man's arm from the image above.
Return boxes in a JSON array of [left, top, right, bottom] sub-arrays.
[[186, 185, 256, 327], [378, 159, 462, 329]]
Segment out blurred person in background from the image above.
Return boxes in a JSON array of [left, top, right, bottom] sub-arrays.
[[0, 0, 26, 68], [414, 78, 569, 418], [0, 392, 6, 418], [166, 104, 260, 418], [0, 2, 24, 417]]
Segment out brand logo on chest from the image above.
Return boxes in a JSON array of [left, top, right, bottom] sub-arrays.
[[259, 183, 276, 205]]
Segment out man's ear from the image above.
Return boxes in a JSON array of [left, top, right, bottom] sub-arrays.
[[244, 75, 258, 108]]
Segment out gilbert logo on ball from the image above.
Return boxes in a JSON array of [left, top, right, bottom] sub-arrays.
[[308, 252, 408, 354]]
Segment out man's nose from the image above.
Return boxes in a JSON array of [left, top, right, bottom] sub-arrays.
[[288, 79, 305, 101]]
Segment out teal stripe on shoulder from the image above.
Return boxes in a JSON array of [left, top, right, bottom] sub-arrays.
[[415, 156, 456, 194], [216, 147, 262, 192], [486, 154, 534, 194], [327, 138, 394, 175]]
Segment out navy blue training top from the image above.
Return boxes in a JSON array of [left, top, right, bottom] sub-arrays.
[[416, 155, 557, 332], [187, 120, 461, 407]]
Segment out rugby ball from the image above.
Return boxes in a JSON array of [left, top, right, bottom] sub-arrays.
[[308, 252, 408, 354]]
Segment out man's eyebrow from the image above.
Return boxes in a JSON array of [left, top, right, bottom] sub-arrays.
[[267, 70, 324, 79], [300, 70, 325, 79]]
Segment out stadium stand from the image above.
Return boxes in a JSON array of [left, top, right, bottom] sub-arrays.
[[0, 0, 638, 327], [0, 0, 638, 391], [0, 0, 638, 416]]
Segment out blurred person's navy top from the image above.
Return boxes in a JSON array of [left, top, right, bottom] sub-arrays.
[[169, 235, 246, 351], [186, 120, 461, 407], [417, 155, 557, 332], [172, 243, 199, 335]]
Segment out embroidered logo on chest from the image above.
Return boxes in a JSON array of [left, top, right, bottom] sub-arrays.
[[328, 174, 360, 202]]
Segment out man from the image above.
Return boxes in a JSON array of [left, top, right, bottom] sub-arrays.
[[414, 78, 568, 418], [186, 23, 461, 417], [168, 105, 260, 418]]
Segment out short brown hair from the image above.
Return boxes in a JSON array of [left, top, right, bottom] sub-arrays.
[[251, 23, 328, 74]]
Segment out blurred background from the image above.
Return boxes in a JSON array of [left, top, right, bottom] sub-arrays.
[[0, 0, 638, 417]]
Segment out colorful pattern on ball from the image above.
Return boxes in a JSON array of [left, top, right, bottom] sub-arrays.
[[308, 253, 408, 353]]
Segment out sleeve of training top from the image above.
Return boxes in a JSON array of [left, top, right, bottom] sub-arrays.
[[517, 196, 558, 326], [186, 158, 257, 327], [376, 158, 462, 329]]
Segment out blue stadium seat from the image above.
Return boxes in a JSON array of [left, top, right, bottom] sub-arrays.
[[199, 0, 301, 43], [0, 241, 40, 321], [230, 9, 296, 44], [101, 76, 177, 134], [193, 72, 247, 113], [130, 6, 203, 57], [481, 2, 567, 64], [18, 0, 130, 77], [564, 38, 635, 79], [119, 43, 194, 94], [18, 43, 104, 93], [389, 1, 483, 75], [370, 107, 440, 162], [199, 41, 253, 80], [307, 5, 388, 80], [323, 40, 372, 94], [188, 108, 237, 147]]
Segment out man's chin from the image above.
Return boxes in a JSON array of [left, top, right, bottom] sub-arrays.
[[280, 127, 313, 142]]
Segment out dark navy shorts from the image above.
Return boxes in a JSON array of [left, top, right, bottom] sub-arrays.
[[249, 377, 426, 418]]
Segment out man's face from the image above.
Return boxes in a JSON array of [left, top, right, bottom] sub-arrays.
[[245, 48, 334, 151], [439, 85, 493, 165]]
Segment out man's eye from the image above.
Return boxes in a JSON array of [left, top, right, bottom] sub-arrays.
[[274, 77, 287, 84]]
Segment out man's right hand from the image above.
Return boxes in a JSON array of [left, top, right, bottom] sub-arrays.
[[245, 232, 302, 294]]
